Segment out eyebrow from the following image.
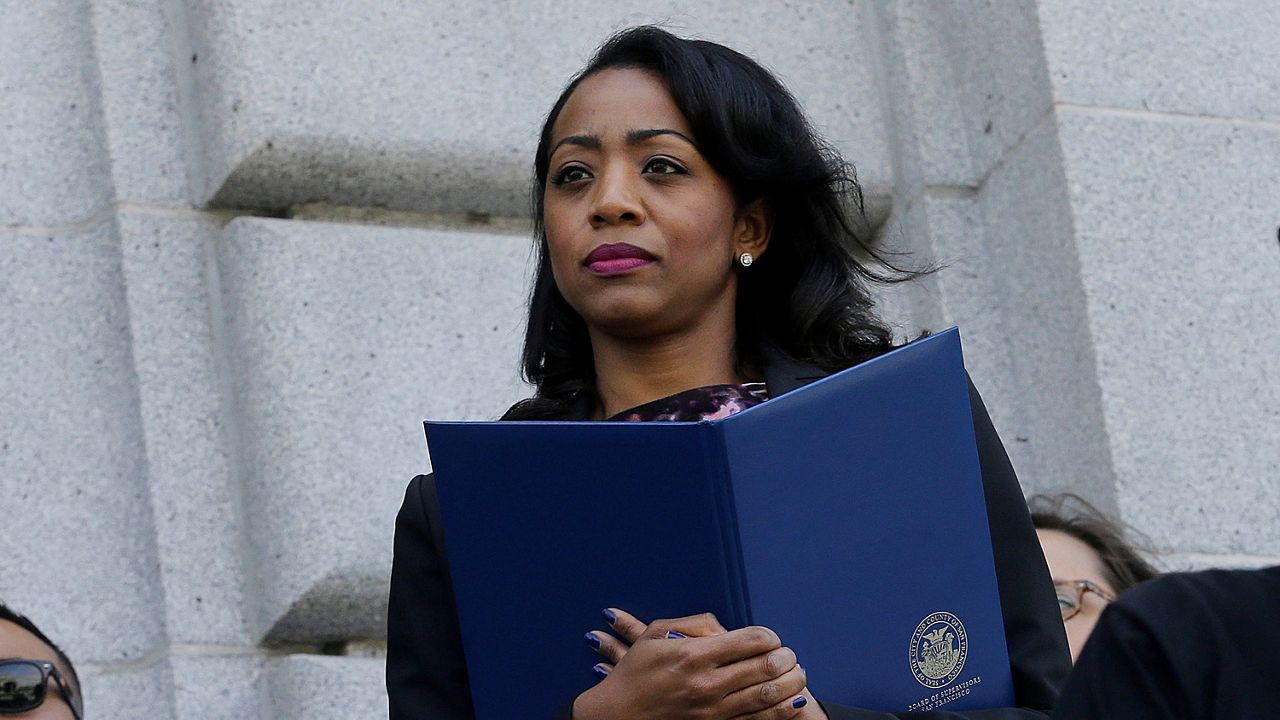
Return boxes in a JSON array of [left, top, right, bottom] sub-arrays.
[[550, 128, 697, 155], [551, 134, 601, 153], [626, 128, 697, 147]]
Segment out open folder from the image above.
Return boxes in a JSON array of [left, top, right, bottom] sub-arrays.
[[426, 327, 1014, 717]]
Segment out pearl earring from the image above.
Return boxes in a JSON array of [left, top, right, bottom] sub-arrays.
[[738, 252, 754, 267]]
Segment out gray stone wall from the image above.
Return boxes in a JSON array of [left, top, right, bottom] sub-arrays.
[[1, 2, 1275, 718]]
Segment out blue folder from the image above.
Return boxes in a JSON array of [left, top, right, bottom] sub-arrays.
[[427, 327, 1014, 717]]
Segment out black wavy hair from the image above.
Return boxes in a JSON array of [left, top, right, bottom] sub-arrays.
[[1029, 494, 1160, 594], [507, 26, 921, 419], [0, 601, 83, 714]]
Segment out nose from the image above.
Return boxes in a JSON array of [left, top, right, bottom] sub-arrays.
[[589, 168, 645, 227]]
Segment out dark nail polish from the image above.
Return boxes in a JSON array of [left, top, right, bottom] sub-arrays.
[[592, 664, 610, 678], [584, 632, 601, 649], [666, 631, 687, 639], [792, 696, 808, 709], [602, 608, 617, 625]]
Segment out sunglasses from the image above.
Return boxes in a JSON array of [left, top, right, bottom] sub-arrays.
[[0, 659, 82, 719], [1053, 579, 1116, 621]]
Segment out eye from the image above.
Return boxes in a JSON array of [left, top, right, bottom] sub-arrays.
[[643, 157, 687, 176], [551, 164, 591, 186], [1056, 593, 1078, 615]]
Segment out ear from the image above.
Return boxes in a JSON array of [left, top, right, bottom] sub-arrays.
[[733, 199, 773, 261]]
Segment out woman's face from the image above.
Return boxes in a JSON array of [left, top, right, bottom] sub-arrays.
[[542, 67, 767, 340], [1036, 529, 1117, 662]]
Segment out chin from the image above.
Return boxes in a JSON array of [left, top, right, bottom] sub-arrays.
[[574, 291, 667, 334], [591, 312, 668, 339], [585, 305, 672, 339]]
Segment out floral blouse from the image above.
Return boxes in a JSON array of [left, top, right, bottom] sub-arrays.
[[606, 382, 769, 422]]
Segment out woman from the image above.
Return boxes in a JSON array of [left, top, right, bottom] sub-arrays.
[[1030, 494, 1159, 662], [388, 26, 1070, 719]]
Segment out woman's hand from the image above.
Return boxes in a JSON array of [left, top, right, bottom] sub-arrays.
[[572, 610, 825, 720]]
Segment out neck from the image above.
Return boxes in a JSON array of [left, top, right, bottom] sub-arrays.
[[589, 314, 741, 420]]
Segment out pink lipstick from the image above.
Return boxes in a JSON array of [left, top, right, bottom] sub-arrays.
[[584, 243, 656, 276]]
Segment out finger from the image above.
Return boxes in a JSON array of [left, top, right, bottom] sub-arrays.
[[713, 646, 797, 691], [604, 608, 648, 644], [585, 631, 629, 664], [730, 692, 809, 720], [699, 625, 782, 665], [722, 664, 808, 718], [645, 612, 728, 640], [590, 662, 613, 682]]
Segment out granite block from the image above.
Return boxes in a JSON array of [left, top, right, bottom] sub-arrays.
[[869, 193, 951, 341], [916, 193, 1006, 376], [0, 0, 114, 226], [184, 0, 891, 222], [868, 0, 1053, 196], [268, 655, 387, 719], [1055, 109, 1280, 556], [87, 0, 195, 206], [217, 217, 532, 643], [892, 192, 1015, 392], [79, 657, 175, 720], [117, 209, 256, 645], [169, 654, 269, 720], [938, 0, 1054, 179], [972, 115, 1118, 506], [0, 223, 167, 666], [1156, 553, 1280, 573], [864, 0, 963, 199], [874, 190, 1035, 495], [1039, 0, 1280, 122]]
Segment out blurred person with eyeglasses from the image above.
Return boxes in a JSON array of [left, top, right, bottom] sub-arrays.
[[0, 602, 83, 719], [1053, 565, 1280, 719], [1028, 494, 1159, 661]]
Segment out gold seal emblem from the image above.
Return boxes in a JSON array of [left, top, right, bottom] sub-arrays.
[[909, 611, 968, 688]]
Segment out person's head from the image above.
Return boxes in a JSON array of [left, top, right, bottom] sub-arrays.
[[512, 26, 917, 418], [0, 603, 83, 719], [1030, 494, 1159, 661]]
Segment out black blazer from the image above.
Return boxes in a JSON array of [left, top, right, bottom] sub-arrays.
[[387, 358, 1071, 719]]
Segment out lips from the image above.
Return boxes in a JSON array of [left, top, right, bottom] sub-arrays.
[[584, 243, 656, 276]]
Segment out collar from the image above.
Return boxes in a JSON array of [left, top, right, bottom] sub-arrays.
[[563, 348, 827, 421]]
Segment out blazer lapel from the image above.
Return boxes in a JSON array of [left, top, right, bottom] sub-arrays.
[[761, 346, 827, 398], [566, 391, 595, 421]]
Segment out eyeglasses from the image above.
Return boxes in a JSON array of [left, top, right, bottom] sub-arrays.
[[0, 659, 83, 719], [1054, 579, 1116, 621]]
